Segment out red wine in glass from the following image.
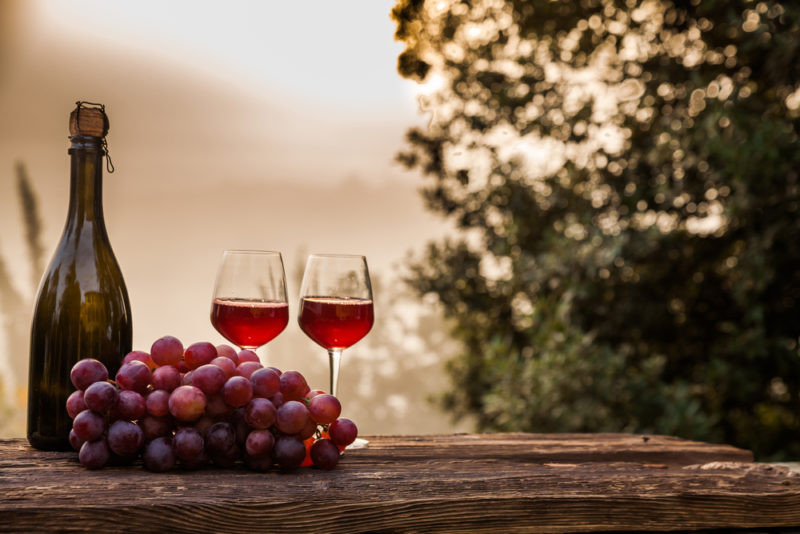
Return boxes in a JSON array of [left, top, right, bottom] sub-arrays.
[[211, 297, 289, 350], [298, 254, 373, 399], [299, 297, 374, 350], [211, 250, 289, 356]]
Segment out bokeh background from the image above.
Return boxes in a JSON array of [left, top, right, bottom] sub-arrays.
[[0, 0, 468, 437], [4, 1, 800, 461]]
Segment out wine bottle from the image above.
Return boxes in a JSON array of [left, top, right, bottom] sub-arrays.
[[27, 102, 132, 451]]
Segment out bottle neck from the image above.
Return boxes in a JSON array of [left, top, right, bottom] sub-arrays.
[[67, 135, 106, 228]]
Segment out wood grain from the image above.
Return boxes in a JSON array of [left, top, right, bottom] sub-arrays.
[[1, 434, 798, 533]]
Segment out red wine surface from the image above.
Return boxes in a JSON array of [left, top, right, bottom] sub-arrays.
[[211, 298, 289, 349], [299, 297, 374, 350]]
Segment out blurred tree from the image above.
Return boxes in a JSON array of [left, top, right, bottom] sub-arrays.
[[392, 0, 800, 459], [0, 163, 44, 436], [337, 273, 469, 435]]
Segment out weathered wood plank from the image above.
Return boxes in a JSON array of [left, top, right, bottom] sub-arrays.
[[362, 433, 755, 464], [0, 434, 797, 533]]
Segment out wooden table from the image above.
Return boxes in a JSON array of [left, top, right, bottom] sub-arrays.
[[2, 433, 800, 532]]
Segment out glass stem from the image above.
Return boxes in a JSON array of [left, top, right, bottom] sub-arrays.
[[328, 349, 342, 397]]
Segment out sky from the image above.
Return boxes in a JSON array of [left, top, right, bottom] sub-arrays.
[[42, 1, 415, 109], [0, 1, 467, 436]]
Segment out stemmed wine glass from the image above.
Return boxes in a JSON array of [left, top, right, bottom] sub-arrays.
[[298, 254, 374, 399], [210, 250, 289, 355]]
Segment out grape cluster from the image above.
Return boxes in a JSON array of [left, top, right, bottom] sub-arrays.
[[67, 335, 358, 472]]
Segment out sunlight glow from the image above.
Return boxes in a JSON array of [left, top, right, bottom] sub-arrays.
[[36, 0, 413, 107]]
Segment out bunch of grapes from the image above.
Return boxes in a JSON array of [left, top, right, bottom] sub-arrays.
[[67, 335, 358, 472]]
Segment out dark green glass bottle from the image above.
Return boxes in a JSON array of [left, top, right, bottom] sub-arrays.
[[27, 103, 132, 451]]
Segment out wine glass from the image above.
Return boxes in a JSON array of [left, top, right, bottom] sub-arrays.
[[298, 254, 374, 399], [210, 250, 289, 356]]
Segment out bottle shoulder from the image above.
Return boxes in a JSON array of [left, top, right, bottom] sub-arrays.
[[36, 228, 129, 300], [50, 221, 122, 265]]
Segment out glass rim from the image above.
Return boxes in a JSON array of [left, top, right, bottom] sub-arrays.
[[307, 253, 367, 259], [222, 249, 283, 256]]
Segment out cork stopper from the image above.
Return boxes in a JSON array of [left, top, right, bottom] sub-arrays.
[[69, 102, 109, 137]]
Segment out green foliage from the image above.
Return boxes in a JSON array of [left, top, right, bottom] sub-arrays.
[[393, 0, 800, 459]]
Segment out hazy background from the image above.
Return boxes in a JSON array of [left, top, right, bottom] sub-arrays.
[[0, 0, 469, 436]]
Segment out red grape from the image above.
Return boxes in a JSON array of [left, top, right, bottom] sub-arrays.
[[69, 339, 358, 473], [168, 385, 207, 422], [66, 390, 87, 419], [246, 454, 274, 472], [150, 335, 184, 367], [269, 391, 284, 408], [275, 400, 311, 435], [250, 368, 280, 398], [310, 438, 340, 470], [173, 427, 205, 465], [205, 421, 236, 457], [79, 439, 110, 469], [83, 381, 119, 413], [123, 350, 156, 370], [145, 389, 171, 417], [107, 420, 144, 457], [298, 416, 318, 440], [143, 436, 175, 472], [279, 370, 310, 401], [237, 349, 260, 363], [243, 397, 276, 430], [223, 376, 253, 408], [328, 418, 358, 447], [151, 365, 182, 392], [273, 435, 306, 469], [116, 361, 152, 394], [216, 344, 239, 364], [191, 364, 227, 395], [230, 407, 250, 448], [236, 361, 262, 379], [72, 410, 105, 442], [308, 394, 341, 425], [70, 359, 108, 391], [210, 449, 239, 468], [69, 428, 85, 451], [210, 356, 237, 379], [205, 393, 234, 419], [184, 341, 217, 370], [115, 390, 146, 421], [193, 414, 216, 437], [245, 429, 275, 458], [138, 414, 173, 441]]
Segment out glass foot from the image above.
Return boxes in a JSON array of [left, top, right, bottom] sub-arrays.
[[347, 437, 369, 450]]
